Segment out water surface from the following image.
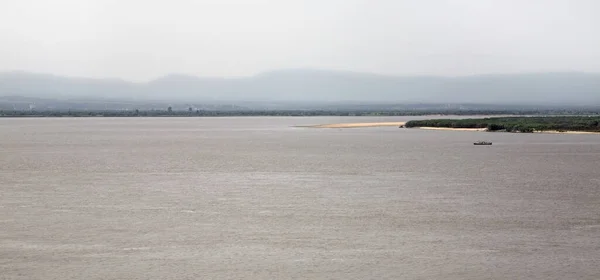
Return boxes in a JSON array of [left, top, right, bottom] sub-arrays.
[[1, 117, 599, 279]]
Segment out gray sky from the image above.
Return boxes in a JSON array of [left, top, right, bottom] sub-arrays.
[[1, 0, 599, 81]]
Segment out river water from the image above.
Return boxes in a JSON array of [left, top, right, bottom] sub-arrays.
[[1, 117, 599, 279]]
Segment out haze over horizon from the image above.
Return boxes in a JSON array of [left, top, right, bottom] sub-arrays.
[[1, 0, 599, 82]]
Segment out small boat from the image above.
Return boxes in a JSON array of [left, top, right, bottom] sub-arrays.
[[474, 141, 492, 145]]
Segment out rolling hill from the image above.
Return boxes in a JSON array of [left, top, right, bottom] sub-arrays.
[[1, 69, 599, 105]]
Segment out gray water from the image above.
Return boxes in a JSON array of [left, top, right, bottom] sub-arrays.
[[1, 117, 599, 279]]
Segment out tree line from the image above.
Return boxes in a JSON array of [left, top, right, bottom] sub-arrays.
[[405, 116, 600, 132]]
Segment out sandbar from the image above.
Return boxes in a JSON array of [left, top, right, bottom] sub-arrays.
[[303, 122, 600, 134], [534, 130, 600, 134], [417, 127, 599, 134], [418, 127, 487, 132], [304, 122, 406, 128]]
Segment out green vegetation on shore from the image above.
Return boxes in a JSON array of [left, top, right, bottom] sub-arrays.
[[405, 116, 600, 132]]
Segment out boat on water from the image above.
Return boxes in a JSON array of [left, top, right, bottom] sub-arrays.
[[474, 141, 492, 145]]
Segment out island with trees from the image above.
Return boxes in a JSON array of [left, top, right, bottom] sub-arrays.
[[404, 116, 600, 133]]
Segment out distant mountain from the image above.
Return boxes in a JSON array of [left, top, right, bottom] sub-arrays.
[[1, 69, 599, 105]]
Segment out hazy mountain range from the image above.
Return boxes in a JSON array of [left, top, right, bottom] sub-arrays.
[[1, 69, 599, 106]]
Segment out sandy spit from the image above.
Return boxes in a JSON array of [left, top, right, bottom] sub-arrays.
[[418, 127, 487, 131], [302, 122, 406, 128], [301, 123, 599, 134], [417, 127, 599, 134], [535, 130, 600, 135]]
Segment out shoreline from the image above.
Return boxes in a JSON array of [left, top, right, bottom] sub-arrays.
[[533, 130, 600, 135], [301, 122, 406, 128], [304, 122, 600, 134], [417, 127, 486, 132], [413, 127, 600, 134]]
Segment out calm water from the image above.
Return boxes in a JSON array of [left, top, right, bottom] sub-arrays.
[[1, 117, 599, 279]]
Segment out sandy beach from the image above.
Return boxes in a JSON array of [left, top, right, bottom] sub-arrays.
[[418, 127, 487, 132], [417, 127, 599, 134], [535, 130, 600, 134], [302, 122, 599, 134], [304, 122, 406, 128]]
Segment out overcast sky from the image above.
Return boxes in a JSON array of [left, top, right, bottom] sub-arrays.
[[1, 0, 598, 81]]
